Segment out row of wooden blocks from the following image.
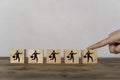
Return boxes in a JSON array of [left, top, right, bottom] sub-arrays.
[[10, 49, 98, 64]]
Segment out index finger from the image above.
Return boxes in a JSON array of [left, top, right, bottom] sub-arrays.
[[87, 37, 110, 50]]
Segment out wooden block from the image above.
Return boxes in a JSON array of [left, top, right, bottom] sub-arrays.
[[46, 49, 61, 64], [81, 49, 97, 64], [64, 49, 79, 64], [28, 49, 44, 64], [10, 49, 26, 63]]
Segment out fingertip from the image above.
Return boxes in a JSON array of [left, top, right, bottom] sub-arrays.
[[86, 47, 91, 50], [86, 46, 94, 50], [88, 38, 110, 50]]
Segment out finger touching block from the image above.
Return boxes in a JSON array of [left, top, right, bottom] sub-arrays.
[[81, 49, 97, 64], [10, 49, 26, 63], [28, 49, 43, 64], [46, 49, 61, 64], [64, 49, 79, 64]]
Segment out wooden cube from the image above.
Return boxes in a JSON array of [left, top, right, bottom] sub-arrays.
[[10, 49, 26, 63], [64, 49, 79, 64], [46, 49, 61, 64], [81, 49, 97, 64], [28, 49, 43, 64]]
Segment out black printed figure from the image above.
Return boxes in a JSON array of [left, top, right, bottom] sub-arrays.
[[67, 50, 77, 62], [84, 50, 93, 62], [31, 50, 40, 62], [49, 50, 59, 62], [13, 50, 22, 62]]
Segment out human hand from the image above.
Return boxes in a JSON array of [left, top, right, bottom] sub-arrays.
[[87, 29, 120, 54]]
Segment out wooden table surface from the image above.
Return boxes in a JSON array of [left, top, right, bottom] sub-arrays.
[[0, 57, 120, 80]]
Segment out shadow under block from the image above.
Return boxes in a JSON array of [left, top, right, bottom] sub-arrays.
[[81, 49, 97, 64], [46, 49, 61, 64], [28, 49, 43, 64], [10, 49, 26, 63], [64, 50, 79, 64]]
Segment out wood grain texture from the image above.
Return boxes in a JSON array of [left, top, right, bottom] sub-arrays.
[[0, 57, 120, 80]]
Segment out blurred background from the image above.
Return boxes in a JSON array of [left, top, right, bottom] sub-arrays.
[[0, 0, 120, 57]]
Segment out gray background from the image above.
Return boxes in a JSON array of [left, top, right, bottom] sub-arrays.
[[0, 0, 120, 57]]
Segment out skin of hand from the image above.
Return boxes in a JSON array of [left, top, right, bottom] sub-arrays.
[[87, 29, 120, 54]]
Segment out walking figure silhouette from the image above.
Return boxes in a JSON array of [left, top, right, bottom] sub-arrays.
[[67, 50, 77, 62], [49, 50, 59, 62], [84, 50, 93, 62], [31, 50, 40, 62], [13, 50, 22, 62]]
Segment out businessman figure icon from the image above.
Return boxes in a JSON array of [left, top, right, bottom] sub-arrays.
[[84, 50, 93, 62], [67, 50, 77, 62], [13, 50, 22, 62], [31, 50, 40, 62], [49, 50, 59, 62]]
